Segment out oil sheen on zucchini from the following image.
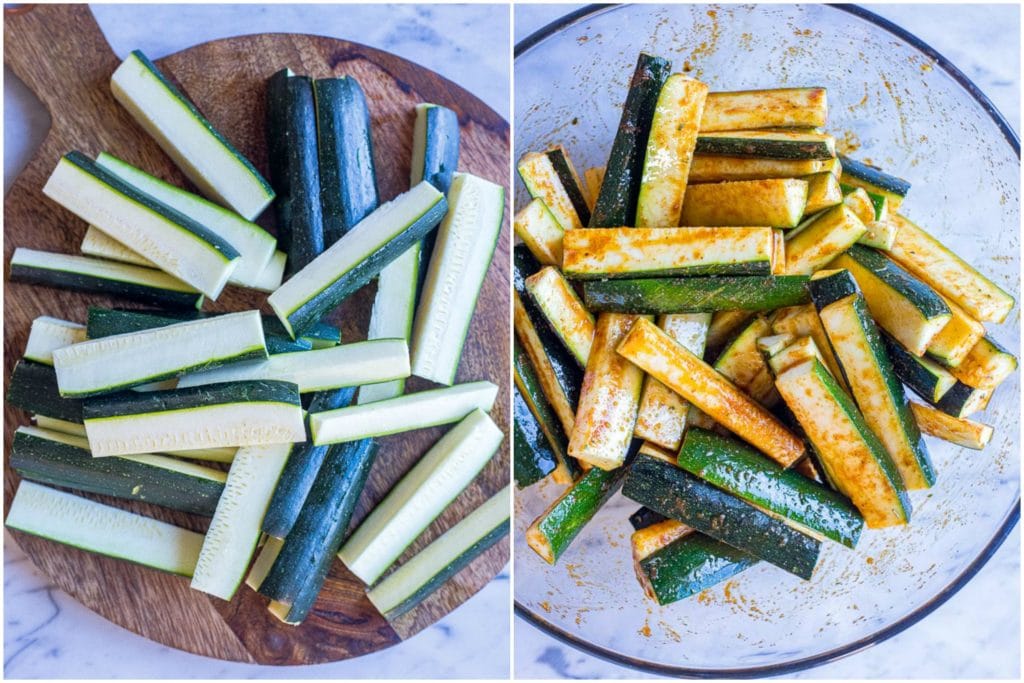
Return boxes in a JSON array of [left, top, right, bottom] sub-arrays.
[[700, 88, 828, 131], [680, 178, 808, 228]]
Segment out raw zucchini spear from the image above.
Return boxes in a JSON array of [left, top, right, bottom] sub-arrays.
[[591, 52, 671, 227], [310, 381, 498, 444], [622, 452, 821, 579], [525, 266, 595, 366], [809, 270, 935, 489], [634, 313, 710, 451], [678, 428, 863, 547], [689, 156, 826, 182], [838, 156, 910, 210], [841, 186, 876, 225], [775, 359, 910, 527], [935, 381, 992, 419], [910, 402, 993, 450], [338, 409, 503, 585], [568, 314, 648, 471], [514, 386, 558, 488], [411, 173, 504, 385], [518, 146, 591, 231], [585, 274, 806, 313], [11, 427, 225, 516], [564, 227, 775, 279], [8, 361, 86, 423], [950, 336, 1018, 389], [5, 481, 204, 576], [802, 172, 843, 215], [176, 339, 409, 393], [249, 250, 287, 293], [636, 528, 757, 605], [52, 310, 267, 397], [83, 380, 305, 456], [24, 317, 86, 366], [514, 199, 564, 266], [268, 181, 446, 338], [635, 75, 708, 227], [42, 152, 240, 299], [695, 130, 835, 159], [783, 204, 866, 275], [9, 248, 204, 310], [245, 536, 284, 591], [95, 152, 278, 288], [881, 332, 956, 403], [514, 338, 578, 485], [832, 246, 951, 355], [367, 485, 509, 620], [191, 441, 294, 599], [80, 226, 155, 267], [111, 50, 274, 220], [700, 88, 828, 131], [314, 76, 380, 245], [926, 298, 985, 368], [680, 178, 808, 228], [617, 318, 805, 467], [886, 213, 1015, 323]]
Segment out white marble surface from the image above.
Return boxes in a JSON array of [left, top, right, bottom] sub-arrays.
[[4, 4, 509, 679], [514, 4, 1020, 680]]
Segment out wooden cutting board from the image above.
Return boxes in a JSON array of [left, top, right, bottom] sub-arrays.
[[3, 4, 510, 665]]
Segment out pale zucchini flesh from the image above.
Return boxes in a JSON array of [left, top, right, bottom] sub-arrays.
[[689, 155, 826, 183], [514, 198, 564, 267], [248, 250, 287, 293], [24, 317, 87, 366], [784, 204, 866, 275], [525, 266, 596, 366], [517, 147, 589, 232], [245, 535, 285, 591], [81, 226, 155, 267], [950, 336, 1018, 389], [360, 245, 419, 404], [700, 88, 828, 132], [680, 178, 808, 228], [801, 172, 843, 215], [926, 297, 985, 368], [910, 402, 993, 450], [583, 166, 606, 213]]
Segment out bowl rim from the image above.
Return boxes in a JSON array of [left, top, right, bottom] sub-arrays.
[[513, 3, 1021, 678]]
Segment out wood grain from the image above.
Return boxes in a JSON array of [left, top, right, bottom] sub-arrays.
[[3, 3, 510, 665]]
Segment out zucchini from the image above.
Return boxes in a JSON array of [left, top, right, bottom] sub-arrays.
[[583, 167, 605, 212], [80, 226, 154, 267], [310, 381, 498, 444], [756, 333, 797, 361], [887, 213, 1015, 323], [52, 310, 267, 397], [838, 156, 910, 210], [926, 298, 985, 368], [802, 172, 843, 215], [268, 181, 446, 338], [910, 402, 993, 450], [708, 315, 777, 404], [249, 250, 287, 293], [338, 409, 502, 585], [525, 266, 595, 366], [514, 198, 564, 266], [635, 75, 707, 227], [314, 76, 380, 245], [632, 519, 690, 559], [11, 426, 225, 516], [695, 130, 835, 159], [858, 218, 899, 251], [678, 428, 863, 547], [783, 204, 866, 275], [950, 336, 1018, 389], [191, 441, 294, 599], [518, 146, 590, 231], [700, 88, 828, 131], [935, 381, 992, 419], [621, 452, 821, 579], [583, 275, 809, 316], [705, 310, 755, 358], [410, 173, 504, 385], [636, 528, 757, 605], [111, 50, 273, 219], [617, 317, 805, 467], [765, 335, 824, 376], [24, 317, 86, 366], [8, 361, 86, 423], [261, 387, 357, 539], [689, 155, 825, 182], [679, 178, 808, 228], [42, 152, 239, 299], [841, 186, 876, 225], [568, 314, 648, 471], [82, 380, 305, 457], [5, 481, 204, 576], [564, 227, 775, 279], [775, 359, 910, 527], [514, 338, 578, 485], [366, 485, 510, 620], [832, 246, 952, 355], [9, 248, 204, 310], [514, 386, 558, 488], [245, 536, 284, 591], [591, 52, 671, 228], [176, 339, 409, 393], [882, 332, 956, 403], [629, 506, 668, 530], [634, 313, 710, 451], [94, 152, 278, 288]]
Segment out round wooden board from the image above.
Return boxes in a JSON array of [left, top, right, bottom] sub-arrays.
[[3, 4, 510, 665]]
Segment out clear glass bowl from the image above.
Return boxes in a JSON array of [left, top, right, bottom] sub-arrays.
[[514, 4, 1020, 676]]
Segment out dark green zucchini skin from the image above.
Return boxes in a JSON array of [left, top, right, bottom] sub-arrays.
[[259, 437, 379, 617], [10, 430, 223, 516], [8, 361, 86, 422], [807, 269, 859, 308], [583, 275, 811, 313], [639, 533, 758, 605], [590, 53, 671, 228], [935, 381, 989, 419], [622, 453, 822, 579], [513, 338, 579, 482], [262, 387, 357, 539], [266, 69, 325, 274], [881, 332, 952, 403], [514, 386, 558, 488], [414, 104, 461, 297], [841, 246, 950, 319], [838, 155, 911, 197], [628, 506, 667, 530], [695, 134, 833, 160], [314, 77, 380, 245], [83, 380, 301, 419], [9, 261, 204, 310], [547, 147, 591, 228], [677, 429, 863, 547]]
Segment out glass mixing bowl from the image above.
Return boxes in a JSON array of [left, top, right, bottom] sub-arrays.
[[514, 4, 1020, 676]]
